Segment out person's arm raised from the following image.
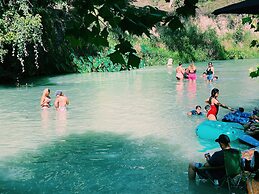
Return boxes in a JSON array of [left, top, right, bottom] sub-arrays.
[[219, 102, 234, 111]]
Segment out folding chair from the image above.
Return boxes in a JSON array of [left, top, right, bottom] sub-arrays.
[[197, 149, 246, 192], [221, 149, 244, 192]]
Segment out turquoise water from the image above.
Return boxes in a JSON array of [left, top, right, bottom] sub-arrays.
[[0, 59, 258, 193]]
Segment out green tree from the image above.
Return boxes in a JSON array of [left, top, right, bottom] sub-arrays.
[[0, 0, 198, 83], [242, 16, 259, 78]]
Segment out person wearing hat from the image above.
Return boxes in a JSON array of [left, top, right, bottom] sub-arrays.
[[54, 90, 69, 111], [188, 134, 232, 181]]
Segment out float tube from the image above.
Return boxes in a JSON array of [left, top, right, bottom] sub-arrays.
[[239, 134, 259, 147], [196, 120, 244, 141], [222, 111, 252, 124]]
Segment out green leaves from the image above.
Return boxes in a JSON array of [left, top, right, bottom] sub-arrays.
[[0, 0, 201, 82], [250, 40, 259, 48], [128, 53, 140, 69], [71, 49, 123, 73], [250, 66, 259, 78], [167, 16, 183, 31], [108, 51, 126, 65], [0, 0, 43, 71], [242, 17, 252, 25]]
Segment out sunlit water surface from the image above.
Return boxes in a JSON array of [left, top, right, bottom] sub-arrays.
[[0, 59, 258, 193]]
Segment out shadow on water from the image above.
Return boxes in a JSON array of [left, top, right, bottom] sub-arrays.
[[0, 132, 178, 193], [0, 132, 245, 194]]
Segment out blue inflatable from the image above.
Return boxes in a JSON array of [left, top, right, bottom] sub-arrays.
[[196, 120, 244, 141], [239, 134, 259, 147], [222, 110, 252, 124]]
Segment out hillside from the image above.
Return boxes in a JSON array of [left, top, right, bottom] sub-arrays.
[[132, 0, 243, 14]]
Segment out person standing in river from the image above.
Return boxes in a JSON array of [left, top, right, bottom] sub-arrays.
[[205, 88, 234, 120], [176, 63, 185, 80], [187, 62, 197, 81], [54, 90, 69, 111], [40, 88, 51, 109], [205, 62, 214, 83]]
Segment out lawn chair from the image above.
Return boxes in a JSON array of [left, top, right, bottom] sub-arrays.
[[221, 149, 244, 191], [197, 149, 246, 192]]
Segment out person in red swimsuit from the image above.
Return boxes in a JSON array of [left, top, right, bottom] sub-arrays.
[[205, 88, 234, 120]]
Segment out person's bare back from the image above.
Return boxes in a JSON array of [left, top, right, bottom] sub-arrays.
[[54, 91, 69, 111]]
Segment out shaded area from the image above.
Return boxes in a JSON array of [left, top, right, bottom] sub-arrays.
[[0, 132, 190, 193], [0, 132, 246, 193], [213, 0, 259, 15]]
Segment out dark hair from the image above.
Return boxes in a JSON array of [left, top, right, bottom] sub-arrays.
[[205, 105, 210, 111], [215, 134, 230, 144], [208, 62, 212, 65], [48, 88, 50, 93], [196, 105, 201, 109], [211, 88, 219, 98], [238, 107, 244, 112], [179, 63, 182, 66]]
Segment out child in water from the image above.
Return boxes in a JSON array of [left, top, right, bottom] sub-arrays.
[[187, 105, 203, 116]]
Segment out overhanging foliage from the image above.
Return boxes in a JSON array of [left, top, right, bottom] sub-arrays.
[[0, 0, 198, 83]]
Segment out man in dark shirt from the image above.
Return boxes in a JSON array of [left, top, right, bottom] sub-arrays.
[[188, 134, 232, 181]]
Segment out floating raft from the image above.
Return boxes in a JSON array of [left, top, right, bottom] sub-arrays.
[[239, 134, 259, 147], [196, 120, 244, 141]]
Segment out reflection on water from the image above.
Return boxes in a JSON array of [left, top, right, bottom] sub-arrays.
[[41, 109, 50, 130], [55, 111, 67, 136], [0, 59, 258, 193], [187, 81, 197, 100], [176, 80, 184, 104], [166, 66, 173, 75]]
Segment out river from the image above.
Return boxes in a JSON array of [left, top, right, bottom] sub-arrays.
[[0, 59, 258, 193]]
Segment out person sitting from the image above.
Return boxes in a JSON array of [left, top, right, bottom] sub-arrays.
[[241, 148, 259, 173], [188, 134, 233, 182], [187, 105, 203, 116], [54, 90, 69, 111]]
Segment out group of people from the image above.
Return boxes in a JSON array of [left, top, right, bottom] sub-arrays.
[[188, 88, 234, 120], [186, 88, 259, 185], [188, 134, 259, 184], [175, 61, 216, 82], [40, 88, 69, 111]]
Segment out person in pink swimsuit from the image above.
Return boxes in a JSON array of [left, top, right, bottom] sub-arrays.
[[187, 62, 197, 81]]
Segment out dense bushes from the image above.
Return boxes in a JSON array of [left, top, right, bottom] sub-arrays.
[[137, 24, 227, 65], [134, 21, 259, 66]]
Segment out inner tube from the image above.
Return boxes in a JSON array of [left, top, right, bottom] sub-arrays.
[[196, 120, 244, 141]]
